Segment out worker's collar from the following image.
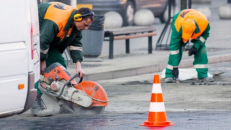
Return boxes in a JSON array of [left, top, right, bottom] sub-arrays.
[[63, 10, 77, 31], [194, 22, 200, 34]]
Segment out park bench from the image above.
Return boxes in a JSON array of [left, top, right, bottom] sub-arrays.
[[104, 26, 157, 59]]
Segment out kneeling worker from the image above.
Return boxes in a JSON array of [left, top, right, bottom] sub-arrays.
[[165, 9, 214, 83], [31, 2, 94, 116]]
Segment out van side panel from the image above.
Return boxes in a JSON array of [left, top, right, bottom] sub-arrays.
[[29, 0, 40, 83], [0, 1, 28, 43], [0, 1, 29, 114], [0, 42, 28, 112], [21, 0, 40, 113], [20, 72, 37, 113]]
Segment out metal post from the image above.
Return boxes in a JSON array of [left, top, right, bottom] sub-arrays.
[[109, 33, 114, 59], [148, 35, 152, 54], [155, 0, 172, 50], [181, 0, 187, 10], [71, 0, 77, 8], [188, 0, 192, 8], [168, 0, 171, 20], [125, 39, 130, 54]]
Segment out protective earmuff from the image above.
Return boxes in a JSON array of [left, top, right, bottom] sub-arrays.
[[73, 12, 94, 22]]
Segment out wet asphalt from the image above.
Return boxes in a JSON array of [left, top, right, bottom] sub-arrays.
[[1, 61, 231, 130], [1, 0, 231, 128], [0, 111, 231, 130]]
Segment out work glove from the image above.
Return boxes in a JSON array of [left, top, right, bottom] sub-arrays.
[[188, 46, 198, 56], [172, 67, 179, 80]]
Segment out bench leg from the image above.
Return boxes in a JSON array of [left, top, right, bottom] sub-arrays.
[[109, 34, 114, 59], [148, 36, 152, 54], [126, 39, 130, 54]]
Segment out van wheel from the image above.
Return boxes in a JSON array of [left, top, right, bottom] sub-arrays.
[[123, 1, 135, 26]]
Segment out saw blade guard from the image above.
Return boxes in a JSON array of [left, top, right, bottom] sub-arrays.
[[75, 81, 108, 107]]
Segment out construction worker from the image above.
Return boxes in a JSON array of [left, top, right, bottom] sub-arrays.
[[164, 9, 214, 83], [31, 2, 94, 116]]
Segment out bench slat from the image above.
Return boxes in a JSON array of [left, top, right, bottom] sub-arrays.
[[114, 32, 157, 40], [105, 26, 156, 35], [112, 28, 156, 35]]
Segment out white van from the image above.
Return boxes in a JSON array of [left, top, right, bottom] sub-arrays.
[[0, 0, 40, 118]]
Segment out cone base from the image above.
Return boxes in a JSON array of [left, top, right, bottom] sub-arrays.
[[140, 120, 175, 127]]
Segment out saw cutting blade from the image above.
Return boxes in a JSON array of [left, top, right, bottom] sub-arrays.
[[58, 99, 76, 114], [72, 104, 105, 116]]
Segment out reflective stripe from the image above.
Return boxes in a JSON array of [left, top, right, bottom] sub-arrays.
[[149, 102, 166, 112], [194, 64, 207, 68], [69, 46, 82, 51], [199, 36, 205, 43], [40, 48, 49, 54], [170, 50, 179, 55], [167, 64, 173, 70], [152, 84, 162, 94]]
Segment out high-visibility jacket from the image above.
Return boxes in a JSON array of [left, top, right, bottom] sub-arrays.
[[39, 2, 83, 63], [169, 9, 210, 66]]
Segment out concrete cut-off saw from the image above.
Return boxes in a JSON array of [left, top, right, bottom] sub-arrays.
[[39, 63, 108, 115]]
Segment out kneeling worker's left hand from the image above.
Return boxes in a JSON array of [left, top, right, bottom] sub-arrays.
[[188, 46, 198, 56]]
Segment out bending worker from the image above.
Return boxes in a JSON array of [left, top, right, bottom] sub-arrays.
[[165, 9, 214, 83], [31, 2, 94, 116]]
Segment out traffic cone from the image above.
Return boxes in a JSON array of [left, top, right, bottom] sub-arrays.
[[140, 75, 174, 127]]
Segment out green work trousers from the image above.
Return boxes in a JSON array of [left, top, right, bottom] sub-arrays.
[[35, 47, 67, 96], [165, 44, 208, 79]]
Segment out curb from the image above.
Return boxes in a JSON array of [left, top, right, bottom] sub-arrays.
[[84, 54, 231, 81]]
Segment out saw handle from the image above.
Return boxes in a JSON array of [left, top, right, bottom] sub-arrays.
[[46, 74, 83, 98], [70, 74, 83, 84], [58, 74, 83, 96]]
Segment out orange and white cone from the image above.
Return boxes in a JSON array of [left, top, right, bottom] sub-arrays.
[[140, 75, 174, 127]]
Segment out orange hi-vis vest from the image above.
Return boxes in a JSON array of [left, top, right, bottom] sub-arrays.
[[44, 2, 75, 40], [174, 9, 209, 41]]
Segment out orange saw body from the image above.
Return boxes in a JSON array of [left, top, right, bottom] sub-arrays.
[[39, 63, 108, 115]]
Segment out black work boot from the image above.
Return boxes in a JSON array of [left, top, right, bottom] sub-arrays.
[[199, 77, 214, 82], [165, 77, 174, 83], [30, 93, 53, 117]]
